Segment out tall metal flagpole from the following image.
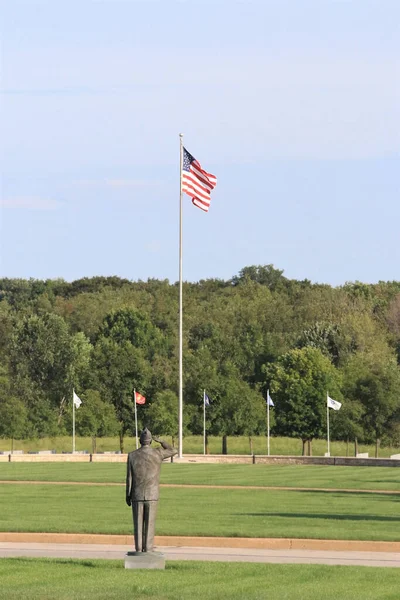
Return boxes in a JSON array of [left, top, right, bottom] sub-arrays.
[[72, 389, 75, 454], [203, 389, 206, 456], [134, 389, 138, 449], [327, 392, 330, 456], [178, 133, 184, 458], [267, 389, 270, 457]]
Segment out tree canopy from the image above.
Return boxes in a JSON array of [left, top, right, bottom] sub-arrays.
[[0, 265, 399, 453]]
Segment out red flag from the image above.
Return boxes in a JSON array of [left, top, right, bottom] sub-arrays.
[[135, 392, 146, 405], [181, 147, 217, 213]]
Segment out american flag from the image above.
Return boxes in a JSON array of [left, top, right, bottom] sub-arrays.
[[181, 147, 217, 212]]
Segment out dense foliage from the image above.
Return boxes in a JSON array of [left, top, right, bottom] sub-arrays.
[[0, 265, 399, 454]]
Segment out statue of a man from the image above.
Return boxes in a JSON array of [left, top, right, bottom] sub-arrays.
[[126, 428, 177, 552]]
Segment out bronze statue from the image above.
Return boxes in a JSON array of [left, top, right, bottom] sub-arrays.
[[126, 428, 177, 552]]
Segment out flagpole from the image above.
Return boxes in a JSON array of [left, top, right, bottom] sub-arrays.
[[203, 389, 206, 455], [267, 389, 270, 456], [72, 388, 75, 454], [134, 390, 138, 449], [327, 392, 330, 456], [178, 133, 184, 458]]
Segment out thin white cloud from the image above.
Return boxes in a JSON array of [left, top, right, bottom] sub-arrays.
[[2, 46, 398, 162], [73, 179, 164, 188], [145, 240, 161, 254], [0, 196, 62, 210], [104, 179, 163, 188]]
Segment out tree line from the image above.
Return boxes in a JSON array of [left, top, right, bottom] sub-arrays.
[[0, 265, 399, 455]]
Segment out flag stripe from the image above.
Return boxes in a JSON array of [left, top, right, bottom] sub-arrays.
[[182, 178, 210, 201], [191, 165, 216, 189], [192, 160, 217, 186], [182, 170, 212, 192], [182, 147, 217, 212], [192, 198, 210, 211]]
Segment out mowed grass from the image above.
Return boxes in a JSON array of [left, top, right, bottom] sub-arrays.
[[1, 434, 398, 457], [0, 463, 399, 491], [1, 483, 399, 541], [0, 559, 399, 600]]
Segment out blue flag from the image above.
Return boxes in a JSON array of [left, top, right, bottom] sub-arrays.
[[204, 393, 211, 407]]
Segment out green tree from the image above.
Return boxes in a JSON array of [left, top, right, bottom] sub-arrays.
[[9, 313, 92, 417], [343, 352, 400, 456], [74, 389, 119, 453], [264, 347, 341, 455], [145, 390, 190, 446], [0, 395, 28, 452], [97, 308, 166, 360], [386, 293, 400, 362], [231, 264, 286, 291], [207, 365, 266, 454], [91, 308, 168, 451], [330, 400, 364, 456], [0, 301, 13, 360], [91, 337, 152, 452], [296, 323, 342, 366]]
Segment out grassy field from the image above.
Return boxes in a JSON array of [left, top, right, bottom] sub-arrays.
[[1, 435, 398, 457], [1, 483, 399, 540], [0, 463, 399, 491], [0, 559, 399, 600]]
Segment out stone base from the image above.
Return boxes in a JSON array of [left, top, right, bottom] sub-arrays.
[[124, 551, 165, 569]]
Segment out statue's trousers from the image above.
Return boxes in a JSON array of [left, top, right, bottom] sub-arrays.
[[132, 500, 158, 552]]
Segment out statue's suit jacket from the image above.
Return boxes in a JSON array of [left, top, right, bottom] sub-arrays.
[[126, 445, 177, 502]]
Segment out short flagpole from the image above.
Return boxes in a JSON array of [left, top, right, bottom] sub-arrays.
[[178, 133, 184, 458], [267, 389, 270, 456], [134, 390, 138, 449], [72, 388, 75, 454], [327, 392, 330, 456], [203, 389, 206, 456]]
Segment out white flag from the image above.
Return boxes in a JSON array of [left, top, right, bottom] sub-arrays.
[[327, 395, 341, 411], [267, 391, 274, 407], [73, 390, 82, 408]]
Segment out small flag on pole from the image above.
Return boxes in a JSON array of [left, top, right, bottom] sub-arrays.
[[73, 390, 82, 408], [204, 393, 211, 407], [327, 395, 341, 411], [181, 147, 217, 213], [135, 392, 146, 405], [267, 391, 274, 407]]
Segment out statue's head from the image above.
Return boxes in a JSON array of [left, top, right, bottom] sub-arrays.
[[139, 427, 152, 446]]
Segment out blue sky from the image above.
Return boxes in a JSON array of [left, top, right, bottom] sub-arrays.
[[1, 0, 399, 285]]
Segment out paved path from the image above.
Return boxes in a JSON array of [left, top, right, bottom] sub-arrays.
[[1, 541, 399, 567], [2, 533, 399, 553]]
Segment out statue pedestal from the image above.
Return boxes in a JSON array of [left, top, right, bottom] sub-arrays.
[[124, 551, 165, 570]]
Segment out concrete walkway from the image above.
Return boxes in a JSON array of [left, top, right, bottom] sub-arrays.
[[2, 532, 399, 553], [1, 541, 399, 567]]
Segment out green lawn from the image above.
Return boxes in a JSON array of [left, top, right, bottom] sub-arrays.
[[0, 463, 399, 491], [0, 559, 398, 600], [1, 434, 398, 457], [1, 483, 399, 541]]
